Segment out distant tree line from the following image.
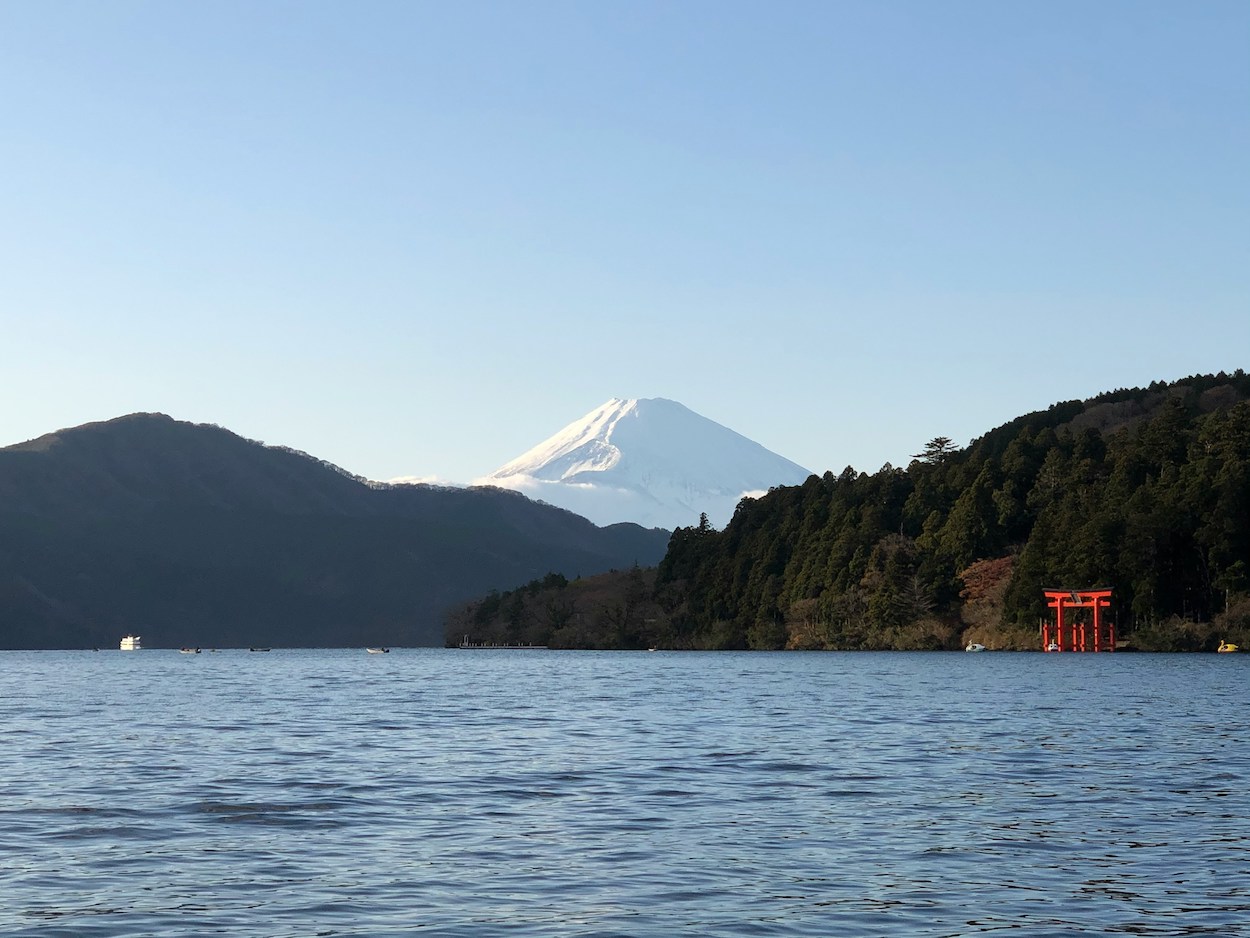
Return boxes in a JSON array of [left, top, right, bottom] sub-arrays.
[[450, 373, 1250, 652]]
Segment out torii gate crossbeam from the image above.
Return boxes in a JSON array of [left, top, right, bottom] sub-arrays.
[[1043, 589, 1113, 652]]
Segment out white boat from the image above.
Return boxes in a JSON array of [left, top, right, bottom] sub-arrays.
[[119, 634, 142, 651], [366, 647, 390, 654], [964, 642, 986, 652]]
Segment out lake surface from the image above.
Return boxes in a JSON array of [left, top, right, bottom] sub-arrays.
[[2, 649, 1248, 937]]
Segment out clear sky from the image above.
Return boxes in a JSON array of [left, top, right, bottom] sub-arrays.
[[2, 1, 1247, 483]]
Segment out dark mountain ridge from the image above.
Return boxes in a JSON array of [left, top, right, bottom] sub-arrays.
[[966, 371, 1250, 463], [2, 413, 373, 518], [0, 414, 670, 649]]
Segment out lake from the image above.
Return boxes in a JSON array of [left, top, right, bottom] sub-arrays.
[[2, 649, 1247, 937]]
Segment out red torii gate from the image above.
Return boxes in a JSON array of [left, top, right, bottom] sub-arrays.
[[1043, 589, 1114, 652]]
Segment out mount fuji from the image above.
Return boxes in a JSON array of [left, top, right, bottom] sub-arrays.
[[476, 398, 813, 530]]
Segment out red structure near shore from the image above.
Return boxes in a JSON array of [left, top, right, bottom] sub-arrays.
[[1043, 589, 1114, 652]]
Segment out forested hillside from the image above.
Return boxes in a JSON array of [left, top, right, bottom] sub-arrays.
[[449, 373, 1250, 651]]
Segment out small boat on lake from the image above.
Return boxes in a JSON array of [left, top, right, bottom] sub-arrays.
[[366, 647, 390, 654], [179, 647, 201, 654], [965, 642, 986, 652], [1217, 641, 1239, 653], [119, 634, 141, 651]]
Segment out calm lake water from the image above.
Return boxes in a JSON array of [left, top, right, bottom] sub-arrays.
[[2, 649, 1248, 937]]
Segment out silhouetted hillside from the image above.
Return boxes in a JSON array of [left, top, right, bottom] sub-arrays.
[[0, 414, 670, 649], [966, 372, 1250, 462]]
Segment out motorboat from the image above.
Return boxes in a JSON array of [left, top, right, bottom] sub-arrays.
[[119, 634, 142, 651], [964, 642, 986, 652], [179, 647, 201, 654], [366, 647, 390, 654]]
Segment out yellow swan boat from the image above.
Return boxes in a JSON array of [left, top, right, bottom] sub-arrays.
[[1217, 641, 1239, 653]]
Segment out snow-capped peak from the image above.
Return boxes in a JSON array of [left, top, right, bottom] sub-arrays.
[[477, 398, 812, 530], [489, 398, 635, 482]]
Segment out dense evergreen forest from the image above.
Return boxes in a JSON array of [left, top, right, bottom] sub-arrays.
[[448, 373, 1250, 652]]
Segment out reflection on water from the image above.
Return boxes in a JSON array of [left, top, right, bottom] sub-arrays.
[[1, 649, 1248, 936]]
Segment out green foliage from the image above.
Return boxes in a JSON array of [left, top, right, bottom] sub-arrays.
[[639, 375, 1250, 650], [912, 437, 959, 464], [448, 374, 1250, 652], [447, 566, 674, 650]]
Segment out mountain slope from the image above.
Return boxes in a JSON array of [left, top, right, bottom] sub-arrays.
[[0, 414, 670, 649], [480, 398, 812, 529]]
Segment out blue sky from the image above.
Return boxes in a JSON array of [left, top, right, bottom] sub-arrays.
[[2, 1, 1247, 483]]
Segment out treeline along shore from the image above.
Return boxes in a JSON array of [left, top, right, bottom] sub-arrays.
[[447, 372, 1250, 652]]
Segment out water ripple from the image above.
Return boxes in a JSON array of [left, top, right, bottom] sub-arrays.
[[1, 649, 1248, 936]]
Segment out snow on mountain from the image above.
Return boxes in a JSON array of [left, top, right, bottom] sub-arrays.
[[475, 398, 812, 530]]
